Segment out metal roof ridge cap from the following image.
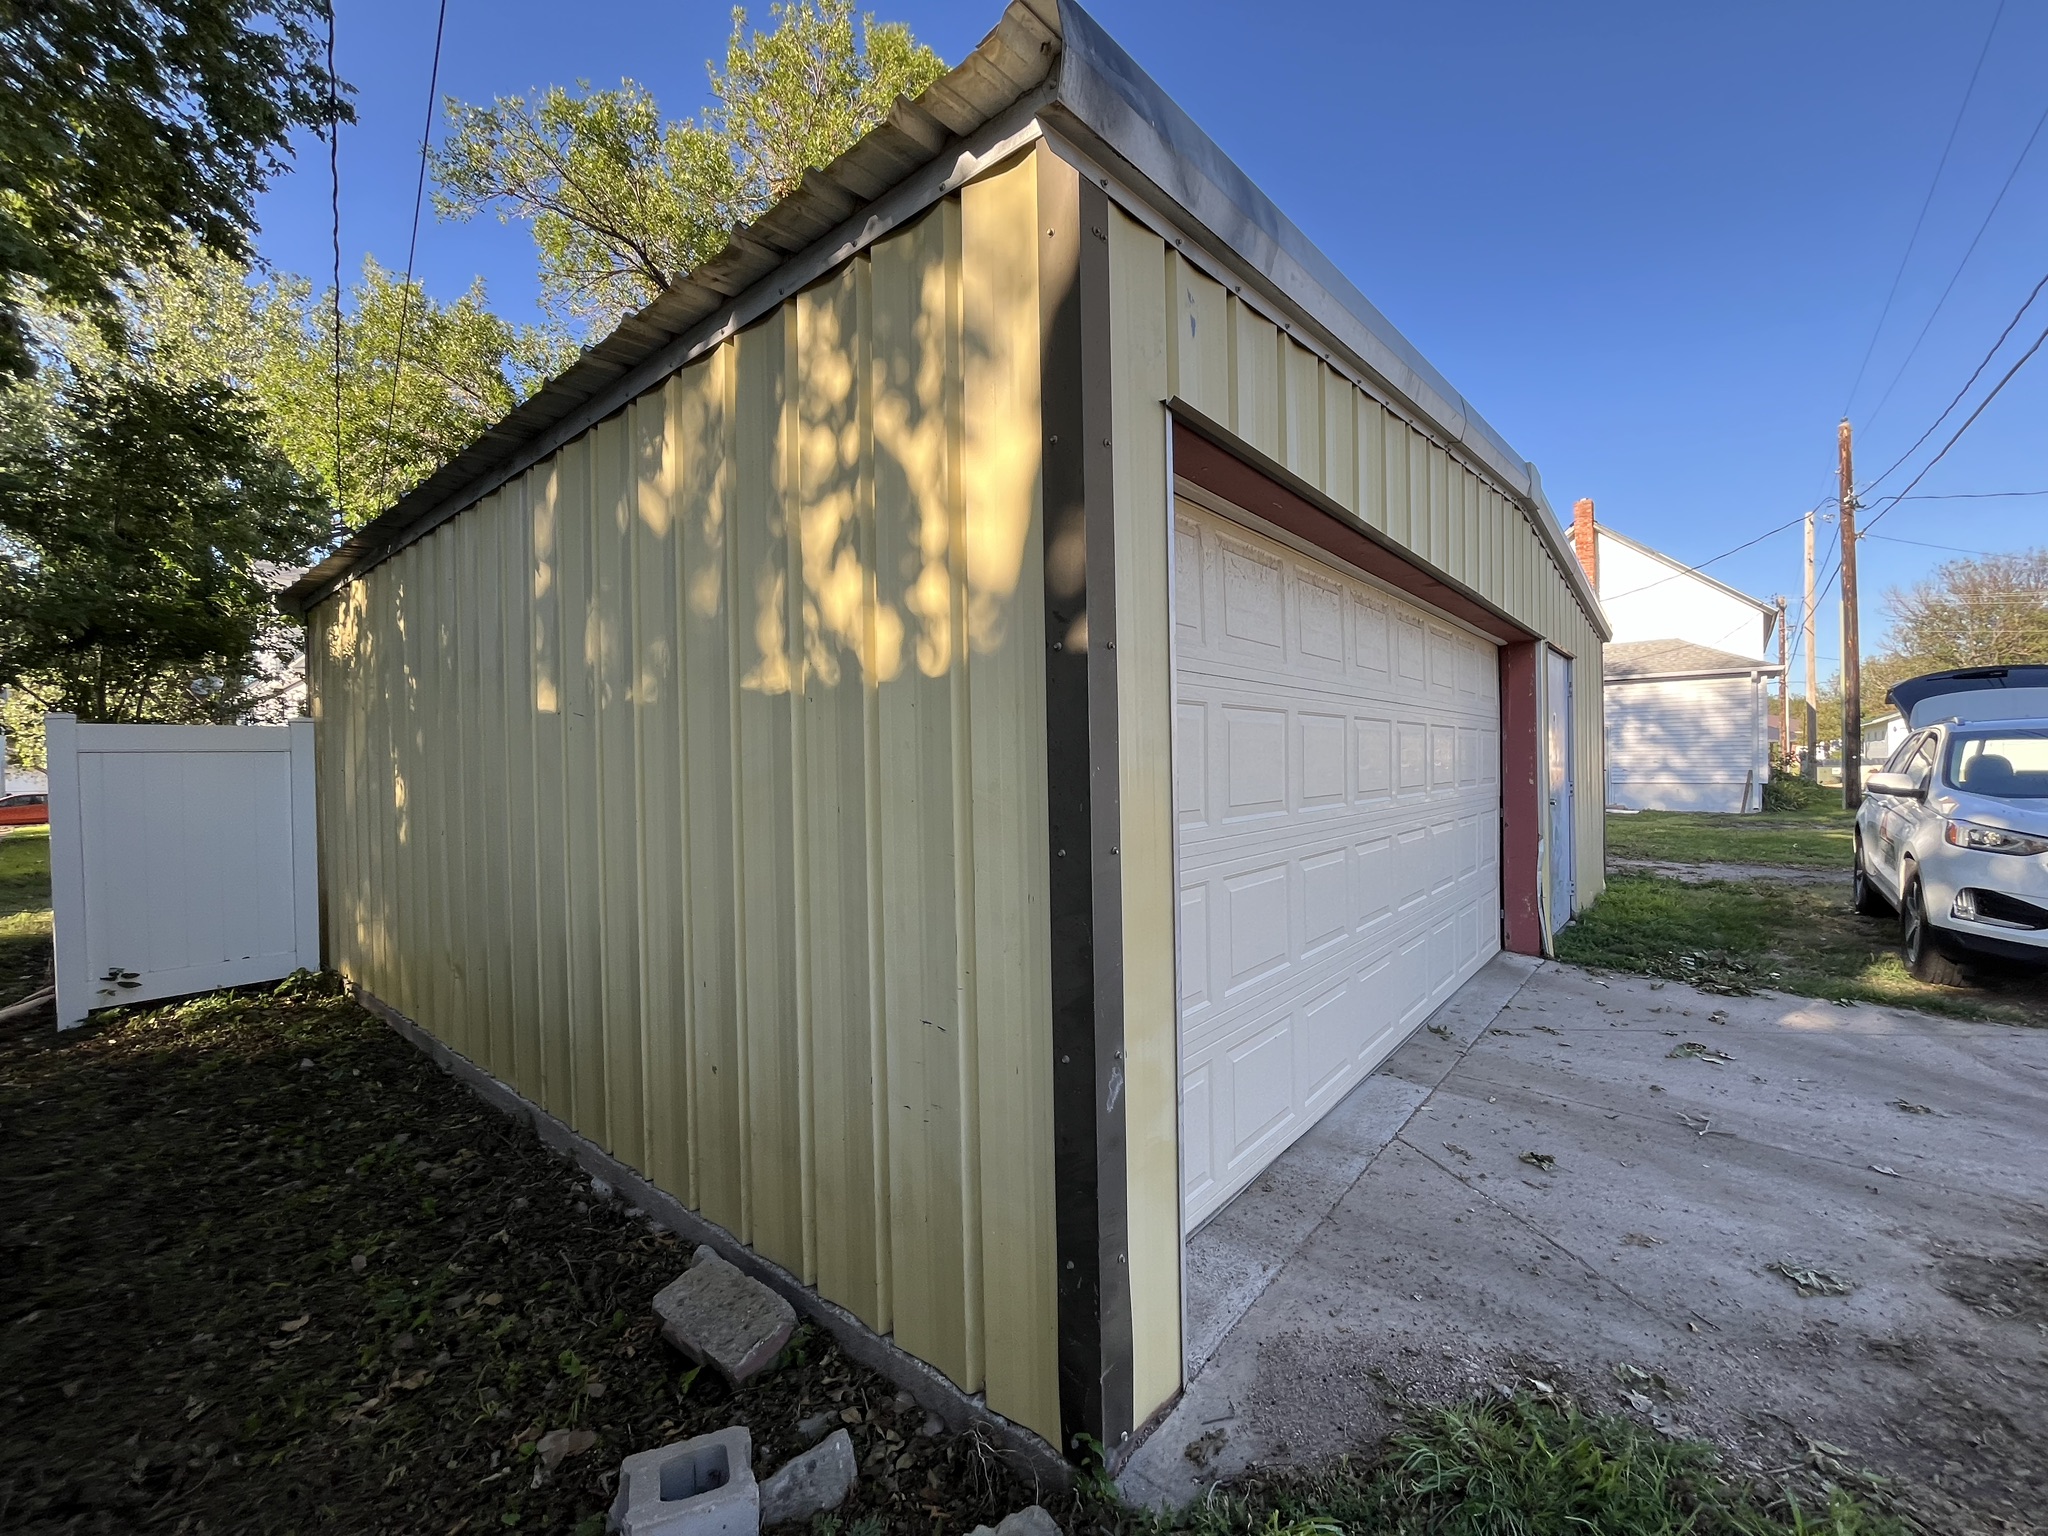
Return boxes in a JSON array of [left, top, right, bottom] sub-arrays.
[[1051, 0, 1517, 480], [1049, 0, 1606, 639]]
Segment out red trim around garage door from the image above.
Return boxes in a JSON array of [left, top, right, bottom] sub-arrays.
[[1170, 422, 1533, 645], [1169, 417, 1546, 958]]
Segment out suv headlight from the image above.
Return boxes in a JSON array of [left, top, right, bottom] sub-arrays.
[[1945, 819, 2048, 857]]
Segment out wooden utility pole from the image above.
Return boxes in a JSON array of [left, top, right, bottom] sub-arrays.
[[1839, 418, 1862, 810], [1776, 596, 1790, 755], [1803, 508, 1817, 777]]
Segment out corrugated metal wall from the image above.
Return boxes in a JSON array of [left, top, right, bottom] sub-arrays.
[[1100, 199, 1608, 1426], [1106, 208, 1608, 903], [307, 153, 1062, 1444]]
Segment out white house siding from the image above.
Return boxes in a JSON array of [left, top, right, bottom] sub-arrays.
[[1595, 531, 1770, 659], [1606, 674, 1769, 813]]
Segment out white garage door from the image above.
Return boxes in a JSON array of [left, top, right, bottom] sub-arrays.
[[1175, 500, 1501, 1228]]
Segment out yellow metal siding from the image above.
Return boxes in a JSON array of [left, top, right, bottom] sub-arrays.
[[310, 160, 1060, 1444], [1121, 207, 1609, 1400], [1106, 207, 1181, 1423]]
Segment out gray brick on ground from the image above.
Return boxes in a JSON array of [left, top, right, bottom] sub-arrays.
[[967, 1506, 1062, 1536], [608, 1425, 757, 1536], [652, 1246, 796, 1385], [758, 1428, 856, 1527]]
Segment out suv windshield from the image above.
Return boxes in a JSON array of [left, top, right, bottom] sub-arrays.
[[1944, 728, 2048, 799]]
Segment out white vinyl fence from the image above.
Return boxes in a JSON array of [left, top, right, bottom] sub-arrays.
[[47, 716, 319, 1029]]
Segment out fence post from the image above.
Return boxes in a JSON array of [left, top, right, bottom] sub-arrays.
[[289, 718, 321, 974], [44, 714, 90, 1029]]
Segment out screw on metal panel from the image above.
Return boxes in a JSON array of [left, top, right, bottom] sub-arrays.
[[1052, 640, 1062, 650], [1109, 845, 1118, 854], [1057, 849, 1066, 857], [1107, 640, 1115, 650]]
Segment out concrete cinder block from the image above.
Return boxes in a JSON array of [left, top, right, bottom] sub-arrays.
[[653, 1246, 797, 1385], [967, 1507, 1062, 1536], [608, 1425, 759, 1536], [758, 1428, 856, 1527]]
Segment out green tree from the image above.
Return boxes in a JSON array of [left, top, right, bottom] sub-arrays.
[[0, 370, 327, 721], [433, 0, 945, 332], [1879, 549, 2048, 676], [0, 0, 348, 379], [46, 250, 573, 527]]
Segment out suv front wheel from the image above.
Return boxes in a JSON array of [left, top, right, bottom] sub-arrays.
[[1901, 869, 1968, 987]]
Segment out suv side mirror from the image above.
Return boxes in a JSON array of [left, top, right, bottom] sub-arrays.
[[1866, 769, 1923, 800]]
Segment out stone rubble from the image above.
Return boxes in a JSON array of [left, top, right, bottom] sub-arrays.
[[651, 1245, 796, 1386]]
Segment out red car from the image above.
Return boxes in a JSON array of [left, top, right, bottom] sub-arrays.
[[0, 793, 48, 827]]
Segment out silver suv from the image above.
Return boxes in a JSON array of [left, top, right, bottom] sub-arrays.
[[1854, 719, 2048, 983]]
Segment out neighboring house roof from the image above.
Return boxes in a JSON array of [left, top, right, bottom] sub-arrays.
[[1605, 639, 1785, 680], [281, 0, 1604, 635], [1595, 524, 1776, 617]]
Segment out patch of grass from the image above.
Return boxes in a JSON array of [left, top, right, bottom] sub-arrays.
[[1137, 1394, 1908, 1536], [1558, 873, 2048, 1022], [1607, 808, 1854, 870], [0, 827, 51, 1006]]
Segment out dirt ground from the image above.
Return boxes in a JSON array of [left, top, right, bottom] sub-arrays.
[[1126, 954, 2048, 1535], [0, 975, 1067, 1535]]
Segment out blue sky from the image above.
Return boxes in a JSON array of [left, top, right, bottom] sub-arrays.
[[253, 0, 2048, 674]]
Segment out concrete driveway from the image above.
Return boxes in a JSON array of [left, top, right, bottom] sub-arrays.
[[1122, 955, 2048, 1531]]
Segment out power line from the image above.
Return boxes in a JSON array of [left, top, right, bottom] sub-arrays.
[[1864, 533, 2003, 556], [1862, 308, 2048, 534], [1858, 266, 2048, 500], [1595, 507, 1816, 603], [374, 0, 451, 508], [1889, 488, 2048, 500], [1843, 0, 2005, 416], [1866, 89, 2048, 433], [327, 7, 343, 535]]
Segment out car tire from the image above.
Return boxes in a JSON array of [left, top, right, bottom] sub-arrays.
[[1851, 840, 1890, 916], [1901, 871, 1968, 987]]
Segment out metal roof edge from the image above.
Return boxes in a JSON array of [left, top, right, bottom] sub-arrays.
[[281, 0, 1064, 613], [1607, 665, 1786, 683], [284, 0, 1608, 644], [1047, 0, 1607, 640]]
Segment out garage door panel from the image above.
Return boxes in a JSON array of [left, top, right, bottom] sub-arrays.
[[1350, 591, 1391, 677], [1296, 572, 1346, 668], [1218, 533, 1284, 656], [1175, 700, 1210, 829], [1178, 883, 1211, 1018], [1222, 864, 1290, 997], [1356, 835, 1395, 930], [1176, 499, 1501, 1230], [1300, 713, 1347, 806], [1222, 1018, 1295, 1172]]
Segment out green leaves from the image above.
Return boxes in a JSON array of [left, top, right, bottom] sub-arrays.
[[0, 368, 326, 721], [0, 0, 350, 380], [95, 248, 574, 529], [432, 0, 945, 335]]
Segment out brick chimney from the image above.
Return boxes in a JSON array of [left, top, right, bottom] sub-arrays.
[[1571, 498, 1598, 590]]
